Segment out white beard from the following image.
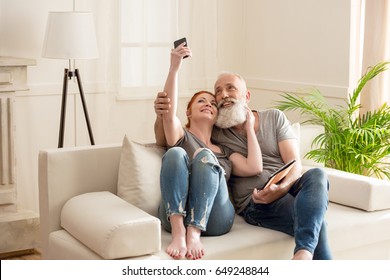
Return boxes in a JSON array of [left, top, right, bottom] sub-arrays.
[[215, 98, 247, 128]]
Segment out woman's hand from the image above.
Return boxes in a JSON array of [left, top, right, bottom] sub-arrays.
[[170, 43, 192, 72], [244, 106, 255, 132]]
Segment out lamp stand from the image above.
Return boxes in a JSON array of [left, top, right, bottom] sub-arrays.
[[58, 68, 95, 148]]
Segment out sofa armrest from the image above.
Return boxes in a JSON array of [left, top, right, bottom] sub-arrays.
[[304, 166, 390, 211], [61, 191, 161, 259], [38, 143, 122, 259]]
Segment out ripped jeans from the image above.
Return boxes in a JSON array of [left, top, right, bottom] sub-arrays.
[[158, 147, 235, 236]]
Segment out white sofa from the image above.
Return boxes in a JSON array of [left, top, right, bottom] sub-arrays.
[[38, 126, 390, 260]]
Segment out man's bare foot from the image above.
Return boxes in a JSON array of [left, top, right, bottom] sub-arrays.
[[166, 215, 187, 259], [292, 249, 313, 260], [185, 226, 205, 260]]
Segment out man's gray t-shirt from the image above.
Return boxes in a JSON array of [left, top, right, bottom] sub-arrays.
[[212, 109, 297, 213]]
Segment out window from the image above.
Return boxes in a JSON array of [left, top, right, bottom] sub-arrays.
[[119, 0, 178, 98]]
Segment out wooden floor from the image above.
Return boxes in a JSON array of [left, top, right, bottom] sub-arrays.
[[1, 248, 42, 260]]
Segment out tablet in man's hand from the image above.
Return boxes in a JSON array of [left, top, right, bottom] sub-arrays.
[[261, 159, 296, 190]]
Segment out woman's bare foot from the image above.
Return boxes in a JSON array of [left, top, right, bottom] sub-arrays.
[[166, 215, 187, 259], [292, 249, 313, 260], [185, 226, 205, 260]]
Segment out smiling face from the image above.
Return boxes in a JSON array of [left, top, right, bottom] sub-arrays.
[[214, 72, 249, 106], [214, 73, 250, 128], [185, 91, 218, 128]]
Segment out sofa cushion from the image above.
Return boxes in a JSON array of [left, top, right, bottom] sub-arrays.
[[57, 201, 390, 260], [60, 191, 161, 259], [48, 229, 168, 260], [117, 135, 165, 217]]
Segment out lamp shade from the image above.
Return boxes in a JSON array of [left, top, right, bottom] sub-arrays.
[[42, 12, 99, 59]]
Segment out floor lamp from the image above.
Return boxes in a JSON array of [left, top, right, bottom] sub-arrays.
[[42, 12, 99, 148]]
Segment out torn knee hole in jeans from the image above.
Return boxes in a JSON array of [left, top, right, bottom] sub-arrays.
[[200, 156, 209, 163], [193, 148, 218, 161]]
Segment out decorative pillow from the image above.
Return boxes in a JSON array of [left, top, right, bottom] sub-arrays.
[[117, 135, 165, 217]]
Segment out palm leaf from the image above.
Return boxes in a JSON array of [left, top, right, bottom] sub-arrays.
[[276, 60, 390, 180], [349, 61, 390, 111]]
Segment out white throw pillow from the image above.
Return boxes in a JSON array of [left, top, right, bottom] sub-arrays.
[[117, 135, 165, 217]]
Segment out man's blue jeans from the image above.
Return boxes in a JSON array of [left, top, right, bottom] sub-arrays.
[[158, 147, 235, 236], [241, 168, 332, 260]]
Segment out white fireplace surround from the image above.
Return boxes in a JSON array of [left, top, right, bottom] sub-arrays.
[[0, 56, 40, 256]]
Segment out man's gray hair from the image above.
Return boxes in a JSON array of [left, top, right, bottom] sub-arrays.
[[216, 71, 248, 92]]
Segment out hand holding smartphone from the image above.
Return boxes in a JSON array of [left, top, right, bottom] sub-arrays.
[[174, 37, 189, 59]]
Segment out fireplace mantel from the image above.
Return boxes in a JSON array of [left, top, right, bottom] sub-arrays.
[[0, 56, 39, 257]]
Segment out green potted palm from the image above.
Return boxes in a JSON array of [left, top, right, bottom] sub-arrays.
[[276, 61, 390, 179]]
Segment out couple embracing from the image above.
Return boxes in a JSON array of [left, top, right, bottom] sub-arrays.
[[154, 43, 332, 260]]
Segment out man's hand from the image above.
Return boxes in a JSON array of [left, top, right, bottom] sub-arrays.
[[154, 91, 171, 117], [252, 184, 287, 204], [154, 91, 171, 146]]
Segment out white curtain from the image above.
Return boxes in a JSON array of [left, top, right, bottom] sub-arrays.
[[360, 0, 390, 114]]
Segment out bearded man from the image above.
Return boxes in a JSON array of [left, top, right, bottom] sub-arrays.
[[154, 72, 332, 260]]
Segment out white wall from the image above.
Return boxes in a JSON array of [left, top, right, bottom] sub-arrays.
[[241, 0, 355, 122], [0, 0, 356, 213]]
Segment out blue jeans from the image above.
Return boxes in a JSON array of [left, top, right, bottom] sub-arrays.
[[158, 147, 235, 236], [241, 168, 332, 260]]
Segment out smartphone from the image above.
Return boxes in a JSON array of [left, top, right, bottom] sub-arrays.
[[174, 37, 189, 58]]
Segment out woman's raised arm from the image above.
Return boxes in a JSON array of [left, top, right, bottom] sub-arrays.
[[162, 43, 191, 146]]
